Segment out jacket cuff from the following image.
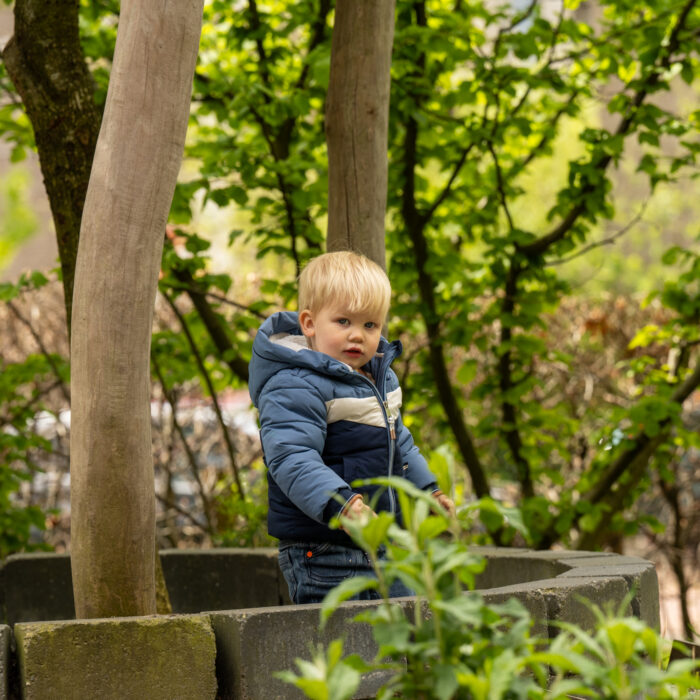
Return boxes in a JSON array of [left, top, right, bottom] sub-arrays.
[[322, 487, 356, 522]]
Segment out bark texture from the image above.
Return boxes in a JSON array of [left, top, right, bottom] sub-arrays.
[[2, 0, 101, 336], [70, 0, 204, 619], [325, 0, 396, 269]]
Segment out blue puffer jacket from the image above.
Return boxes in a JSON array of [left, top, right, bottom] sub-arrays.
[[249, 311, 438, 546]]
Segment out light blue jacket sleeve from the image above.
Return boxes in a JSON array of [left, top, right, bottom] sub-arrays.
[[257, 370, 350, 523], [395, 411, 438, 490]]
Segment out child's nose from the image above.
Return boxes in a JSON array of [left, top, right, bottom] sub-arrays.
[[348, 325, 363, 340]]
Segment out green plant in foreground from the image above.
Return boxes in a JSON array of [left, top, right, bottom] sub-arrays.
[[279, 477, 699, 699]]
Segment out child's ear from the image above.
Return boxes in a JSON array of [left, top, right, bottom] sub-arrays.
[[298, 309, 315, 338]]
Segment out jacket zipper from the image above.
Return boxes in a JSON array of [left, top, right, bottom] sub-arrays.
[[355, 369, 397, 513], [385, 401, 396, 513]]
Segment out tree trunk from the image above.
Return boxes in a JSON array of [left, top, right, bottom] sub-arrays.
[[2, 0, 101, 336], [325, 0, 395, 269], [70, 0, 204, 619]]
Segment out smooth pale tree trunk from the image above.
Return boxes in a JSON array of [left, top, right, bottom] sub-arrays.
[[70, 0, 204, 619], [325, 0, 396, 269]]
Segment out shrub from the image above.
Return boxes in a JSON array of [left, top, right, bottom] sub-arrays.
[[280, 477, 699, 699]]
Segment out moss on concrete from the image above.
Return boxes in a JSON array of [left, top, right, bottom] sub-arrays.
[[1, 624, 9, 700], [15, 614, 216, 700]]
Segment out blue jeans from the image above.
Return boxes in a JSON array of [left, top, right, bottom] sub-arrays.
[[278, 541, 414, 605]]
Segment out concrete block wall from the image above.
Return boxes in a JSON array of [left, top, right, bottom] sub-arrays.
[[0, 547, 661, 699], [1, 625, 9, 700], [14, 615, 216, 700]]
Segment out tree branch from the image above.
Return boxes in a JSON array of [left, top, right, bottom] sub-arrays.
[[546, 201, 648, 267], [496, 263, 534, 499], [1, 0, 101, 337], [421, 144, 475, 223], [162, 292, 246, 499], [589, 359, 699, 507], [6, 300, 71, 405], [160, 280, 267, 320], [152, 354, 215, 535], [166, 260, 251, 383], [400, 1, 491, 500], [658, 472, 694, 640], [518, 0, 698, 260]]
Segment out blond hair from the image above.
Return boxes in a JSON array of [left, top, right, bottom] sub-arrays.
[[298, 251, 391, 320]]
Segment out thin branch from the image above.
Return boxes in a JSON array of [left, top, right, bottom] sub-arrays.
[[494, 0, 539, 56], [162, 292, 246, 499], [165, 258, 250, 382], [293, 0, 332, 93], [7, 300, 70, 405], [160, 280, 267, 319], [487, 142, 514, 231], [575, 433, 663, 550], [586, 360, 700, 508], [244, 1, 328, 268], [518, 0, 698, 259], [0, 378, 66, 429], [421, 144, 475, 223], [546, 200, 649, 266], [152, 354, 216, 535], [156, 492, 209, 532], [247, 0, 272, 92], [538, 355, 700, 550], [509, 92, 579, 178], [658, 472, 694, 639]]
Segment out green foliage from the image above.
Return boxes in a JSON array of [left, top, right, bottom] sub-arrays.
[[212, 460, 276, 548], [280, 478, 700, 700], [1, 0, 699, 561], [0, 169, 39, 271], [152, 0, 700, 552], [0, 273, 63, 556], [0, 339, 64, 557]]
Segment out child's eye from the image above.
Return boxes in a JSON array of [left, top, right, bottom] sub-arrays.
[[364, 322, 377, 329], [337, 318, 349, 326]]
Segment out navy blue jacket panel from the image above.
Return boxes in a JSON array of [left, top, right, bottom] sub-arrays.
[[249, 311, 437, 545]]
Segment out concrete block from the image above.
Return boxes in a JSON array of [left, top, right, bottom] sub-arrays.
[[541, 576, 631, 634], [14, 614, 216, 700], [511, 550, 616, 561], [473, 554, 561, 589], [1, 625, 9, 700], [210, 599, 413, 700], [0, 553, 73, 626], [482, 576, 630, 636], [561, 554, 651, 568], [558, 563, 659, 629], [160, 548, 288, 612], [479, 588, 548, 639]]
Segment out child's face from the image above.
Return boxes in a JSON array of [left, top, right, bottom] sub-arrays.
[[299, 303, 383, 371]]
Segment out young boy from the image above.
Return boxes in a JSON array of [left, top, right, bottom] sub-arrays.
[[248, 251, 454, 604]]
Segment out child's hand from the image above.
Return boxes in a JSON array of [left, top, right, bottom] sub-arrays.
[[340, 494, 375, 533], [433, 490, 455, 516]]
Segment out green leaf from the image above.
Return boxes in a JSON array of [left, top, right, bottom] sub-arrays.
[[320, 576, 378, 628], [456, 359, 478, 385], [433, 664, 459, 700]]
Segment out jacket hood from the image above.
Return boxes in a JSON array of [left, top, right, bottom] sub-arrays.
[[248, 311, 399, 406]]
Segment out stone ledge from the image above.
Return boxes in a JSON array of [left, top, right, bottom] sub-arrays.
[[14, 615, 217, 700], [1, 625, 9, 700], [210, 599, 414, 700], [1, 547, 661, 700]]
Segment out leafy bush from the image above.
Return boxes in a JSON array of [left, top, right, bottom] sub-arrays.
[[0, 274, 67, 557], [280, 477, 699, 700]]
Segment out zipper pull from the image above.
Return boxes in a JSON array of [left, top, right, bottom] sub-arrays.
[[388, 415, 396, 440]]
